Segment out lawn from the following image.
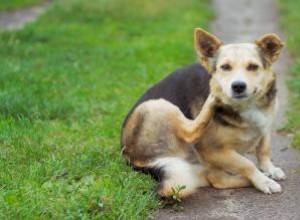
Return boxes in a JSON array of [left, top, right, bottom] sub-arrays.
[[278, 0, 300, 148], [0, 0, 44, 11], [0, 0, 212, 218]]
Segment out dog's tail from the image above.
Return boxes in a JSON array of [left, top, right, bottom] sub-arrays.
[[136, 157, 209, 198]]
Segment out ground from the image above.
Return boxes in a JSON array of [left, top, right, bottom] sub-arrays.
[[0, 0, 212, 219]]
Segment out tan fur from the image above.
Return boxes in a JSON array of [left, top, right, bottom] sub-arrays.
[[122, 28, 285, 198], [122, 95, 217, 164], [207, 168, 251, 189], [195, 28, 285, 194], [170, 94, 219, 144]]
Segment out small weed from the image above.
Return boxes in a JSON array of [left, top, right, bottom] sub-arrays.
[[161, 185, 186, 212], [171, 185, 187, 203]]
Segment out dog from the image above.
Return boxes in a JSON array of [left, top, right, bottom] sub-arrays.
[[121, 28, 285, 198]]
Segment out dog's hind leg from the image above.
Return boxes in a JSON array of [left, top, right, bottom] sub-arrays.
[[149, 157, 209, 198], [172, 94, 218, 144], [202, 148, 282, 194], [207, 168, 251, 189]]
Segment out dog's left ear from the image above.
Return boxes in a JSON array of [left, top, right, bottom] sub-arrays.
[[255, 34, 284, 63]]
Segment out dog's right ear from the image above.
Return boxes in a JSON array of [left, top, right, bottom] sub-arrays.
[[194, 28, 222, 72]]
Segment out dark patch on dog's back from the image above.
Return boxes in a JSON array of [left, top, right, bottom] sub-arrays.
[[122, 64, 211, 129]]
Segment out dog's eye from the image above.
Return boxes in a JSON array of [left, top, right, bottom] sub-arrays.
[[247, 64, 259, 71], [220, 64, 232, 71]]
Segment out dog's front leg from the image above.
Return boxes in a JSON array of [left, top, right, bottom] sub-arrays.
[[176, 94, 217, 143], [201, 148, 282, 194], [256, 133, 286, 180]]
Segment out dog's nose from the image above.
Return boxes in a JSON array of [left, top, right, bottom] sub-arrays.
[[231, 81, 247, 94]]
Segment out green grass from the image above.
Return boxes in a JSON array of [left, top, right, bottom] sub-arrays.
[[278, 0, 300, 148], [0, 0, 44, 11], [0, 0, 213, 218]]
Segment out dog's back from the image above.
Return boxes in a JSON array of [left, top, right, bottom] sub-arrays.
[[122, 63, 210, 126], [121, 63, 211, 164]]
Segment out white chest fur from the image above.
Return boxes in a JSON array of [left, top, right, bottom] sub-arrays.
[[240, 106, 273, 134], [232, 108, 272, 154]]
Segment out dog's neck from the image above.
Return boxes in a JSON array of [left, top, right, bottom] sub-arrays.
[[214, 105, 246, 127]]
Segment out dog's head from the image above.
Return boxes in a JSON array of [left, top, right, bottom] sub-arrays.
[[194, 28, 284, 107]]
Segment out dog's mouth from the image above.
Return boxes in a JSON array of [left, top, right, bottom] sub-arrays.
[[231, 88, 260, 100], [232, 94, 248, 99], [231, 91, 248, 99]]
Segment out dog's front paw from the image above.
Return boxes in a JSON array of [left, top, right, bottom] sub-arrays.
[[251, 172, 282, 194], [205, 94, 221, 109], [261, 165, 286, 181], [255, 178, 282, 194]]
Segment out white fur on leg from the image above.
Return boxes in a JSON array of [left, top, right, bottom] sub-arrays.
[[250, 170, 282, 194], [259, 160, 286, 181], [150, 157, 208, 198]]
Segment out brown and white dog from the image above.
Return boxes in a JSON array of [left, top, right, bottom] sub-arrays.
[[121, 28, 285, 198]]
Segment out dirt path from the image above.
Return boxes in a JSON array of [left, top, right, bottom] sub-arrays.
[[156, 0, 300, 219], [0, 0, 51, 31]]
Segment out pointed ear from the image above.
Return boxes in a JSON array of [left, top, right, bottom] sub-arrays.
[[255, 34, 284, 63], [194, 28, 222, 72], [194, 28, 222, 58]]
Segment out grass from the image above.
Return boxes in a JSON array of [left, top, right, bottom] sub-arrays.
[[278, 0, 300, 148], [0, 0, 213, 218], [0, 0, 44, 11]]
